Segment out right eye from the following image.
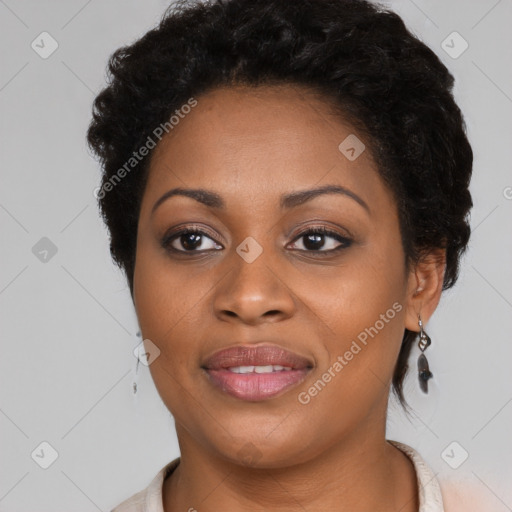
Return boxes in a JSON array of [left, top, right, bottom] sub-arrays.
[[161, 228, 223, 253]]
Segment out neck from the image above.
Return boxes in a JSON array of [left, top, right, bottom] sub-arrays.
[[163, 424, 418, 512]]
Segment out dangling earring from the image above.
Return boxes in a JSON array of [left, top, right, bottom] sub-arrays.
[[133, 353, 141, 395], [133, 331, 142, 395], [417, 315, 433, 393]]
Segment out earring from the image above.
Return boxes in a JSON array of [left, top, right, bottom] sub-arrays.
[[133, 331, 142, 395], [133, 353, 140, 395], [417, 315, 433, 393]]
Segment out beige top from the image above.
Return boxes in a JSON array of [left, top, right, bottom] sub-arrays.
[[111, 440, 449, 512]]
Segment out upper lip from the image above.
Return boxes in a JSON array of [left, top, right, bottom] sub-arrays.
[[202, 343, 314, 370]]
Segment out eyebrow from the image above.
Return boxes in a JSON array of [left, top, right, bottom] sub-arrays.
[[151, 184, 370, 215]]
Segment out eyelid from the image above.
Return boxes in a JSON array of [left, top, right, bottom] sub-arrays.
[[287, 225, 353, 251], [162, 223, 223, 245], [290, 224, 353, 242]]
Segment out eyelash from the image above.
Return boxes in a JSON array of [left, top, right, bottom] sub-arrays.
[[161, 225, 353, 255]]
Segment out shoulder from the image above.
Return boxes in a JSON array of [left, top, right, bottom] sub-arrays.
[[110, 458, 180, 512], [389, 440, 444, 512], [440, 479, 503, 512], [389, 440, 501, 512], [111, 488, 146, 512]]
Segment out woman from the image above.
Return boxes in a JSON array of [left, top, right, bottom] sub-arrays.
[[87, 0, 475, 510]]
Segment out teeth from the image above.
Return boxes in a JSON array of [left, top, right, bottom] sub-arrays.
[[228, 365, 293, 374], [254, 365, 273, 373]]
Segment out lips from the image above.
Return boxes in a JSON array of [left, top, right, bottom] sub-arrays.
[[202, 344, 314, 401], [202, 344, 313, 370]]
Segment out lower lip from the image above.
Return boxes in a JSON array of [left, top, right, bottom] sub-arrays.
[[204, 368, 311, 401]]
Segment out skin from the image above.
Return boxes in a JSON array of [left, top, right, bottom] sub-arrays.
[[132, 84, 446, 511]]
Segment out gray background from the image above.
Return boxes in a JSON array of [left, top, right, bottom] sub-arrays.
[[1, 0, 511, 510]]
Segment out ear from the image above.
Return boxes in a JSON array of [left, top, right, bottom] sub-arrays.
[[404, 248, 446, 332]]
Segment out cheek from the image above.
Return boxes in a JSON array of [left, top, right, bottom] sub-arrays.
[[133, 246, 185, 357], [133, 243, 218, 374], [311, 244, 407, 379], [318, 248, 404, 325], [132, 251, 203, 416], [293, 265, 406, 437]]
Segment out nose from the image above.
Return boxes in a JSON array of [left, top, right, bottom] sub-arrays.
[[213, 248, 296, 325]]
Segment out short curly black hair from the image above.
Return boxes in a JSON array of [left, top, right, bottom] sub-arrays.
[[86, 0, 473, 406]]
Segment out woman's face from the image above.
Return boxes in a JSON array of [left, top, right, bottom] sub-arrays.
[[133, 84, 418, 467]]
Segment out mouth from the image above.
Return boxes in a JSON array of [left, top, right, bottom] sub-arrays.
[[201, 344, 314, 401]]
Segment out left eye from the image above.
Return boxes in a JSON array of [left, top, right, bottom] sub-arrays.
[[288, 228, 352, 252]]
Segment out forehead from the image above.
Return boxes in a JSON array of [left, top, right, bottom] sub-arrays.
[[144, 84, 390, 213]]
